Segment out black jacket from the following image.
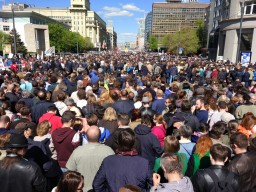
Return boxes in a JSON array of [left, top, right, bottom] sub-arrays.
[[134, 124, 163, 170], [105, 128, 141, 155], [228, 152, 256, 192], [192, 165, 240, 192], [0, 156, 46, 192], [31, 100, 54, 123]]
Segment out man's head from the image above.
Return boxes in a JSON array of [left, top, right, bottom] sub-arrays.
[[141, 114, 152, 127], [0, 115, 10, 129], [62, 111, 76, 125], [209, 121, 227, 140], [5, 134, 28, 156], [37, 90, 47, 100], [181, 100, 191, 112], [86, 114, 98, 126], [178, 125, 193, 139], [117, 128, 135, 152], [117, 113, 130, 127], [47, 105, 58, 114], [210, 144, 229, 165], [195, 97, 205, 110], [218, 101, 227, 111], [172, 113, 185, 129], [230, 132, 248, 154], [249, 93, 256, 104], [160, 153, 182, 176], [86, 125, 100, 143], [20, 107, 31, 118]]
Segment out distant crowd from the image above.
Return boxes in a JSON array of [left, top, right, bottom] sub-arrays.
[[0, 52, 256, 192]]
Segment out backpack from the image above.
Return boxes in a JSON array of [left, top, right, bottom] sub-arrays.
[[205, 169, 235, 192]]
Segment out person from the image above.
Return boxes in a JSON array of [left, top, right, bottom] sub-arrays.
[[52, 171, 84, 192], [0, 134, 46, 192], [64, 98, 82, 117], [113, 89, 135, 118], [119, 185, 142, 192], [228, 133, 256, 192], [39, 105, 62, 133], [235, 93, 256, 119], [178, 125, 195, 160], [154, 136, 188, 182], [152, 114, 166, 147], [186, 135, 213, 177], [237, 112, 256, 138], [31, 90, 55, 123], [192, 144, 240, 192], [93, 128, 152, 192], [66, 125, 115, 192], [134, 114, 163, 170], [193, 97, 208, 123], [0, 115, 13, 135], [52, 111, 79, 172], [98, 107, 119, 134], [20, 75, 32, 91], [54, 92, 68, 116], [151, 153, 193, 192], [152, 89, 166, 114], [105, 113, 141, 154]]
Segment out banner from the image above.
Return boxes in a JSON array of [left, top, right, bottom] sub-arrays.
[[241, 52, 251, 66], [3, 44, 12, 55], [45, 46, 55, 56]]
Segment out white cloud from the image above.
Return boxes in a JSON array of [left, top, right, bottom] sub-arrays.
[[122, 4, 145, 13], [120, 33, 137, 37], [101, 6, 133, 18], [103, 6, 121, 12]]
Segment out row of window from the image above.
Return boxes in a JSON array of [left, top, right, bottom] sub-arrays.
[[244, 4, 256, 15], [3, 25, 10, 31], [153, 8, 205, 12]]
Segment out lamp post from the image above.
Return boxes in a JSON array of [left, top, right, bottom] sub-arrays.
[[11, 2, 17, 55], [236, 0, 245, 63]]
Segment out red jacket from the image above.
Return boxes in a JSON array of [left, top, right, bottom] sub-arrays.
[[39, 112, 62, 133], [151, 124, 166, 146]]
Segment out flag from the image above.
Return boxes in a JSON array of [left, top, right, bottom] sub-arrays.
[[45, 46, 55, 56]]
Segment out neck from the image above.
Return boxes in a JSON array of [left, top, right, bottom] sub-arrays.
[[235, 148, 247, 154], [166, 173, 182, 183], [62, 123, 71, 128], [212, 161, 225, 166]]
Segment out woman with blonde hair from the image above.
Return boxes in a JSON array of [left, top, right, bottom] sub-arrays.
[[186, 135, 213, 177], [98, 107, 118, 134], [99, 90, 114, 108]]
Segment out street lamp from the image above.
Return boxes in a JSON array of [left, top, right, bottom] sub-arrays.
[[236, 0, 245, 63]]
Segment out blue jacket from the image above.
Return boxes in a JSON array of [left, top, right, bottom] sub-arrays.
[[113, 99, 135, 118], [93, 154, 152, 192]]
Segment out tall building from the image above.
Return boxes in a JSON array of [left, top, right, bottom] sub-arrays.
[[144, 12, 152, 49], [106, 21, 117, 50], [137, 18, 145, 50], [208, 0, 256, 63], [152, 1, 209, 47], [23, 0, 112, 48]]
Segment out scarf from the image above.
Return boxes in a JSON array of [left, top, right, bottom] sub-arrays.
[[116, 149, 138, 156]]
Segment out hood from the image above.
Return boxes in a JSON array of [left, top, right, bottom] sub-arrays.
[[134, 124, 151, 135], [40, 112, 56, 120], [55, 102, 67, 110], [53, 127, 74, 143]]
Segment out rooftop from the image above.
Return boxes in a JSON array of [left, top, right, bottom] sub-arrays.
[[153, 2, 209, 9]]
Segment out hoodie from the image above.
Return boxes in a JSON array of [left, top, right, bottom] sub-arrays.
[[39, 113, 62, 133], [54, 101, 68, 116], [134, 124, 163, 169], [52, 127, 78, 168]]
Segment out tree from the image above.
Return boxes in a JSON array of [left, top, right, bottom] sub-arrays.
[[5, 30, 27, 55], [162, 34, 172, 50], [148, 35, 158, 51], [83, 37, 94, 51], [169, 28, 199, 55], [196, 19, 207, 49]]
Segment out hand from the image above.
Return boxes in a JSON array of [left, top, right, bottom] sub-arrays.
[[152, 173, 161, 187]]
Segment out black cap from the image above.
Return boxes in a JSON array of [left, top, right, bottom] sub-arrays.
[[172, 113, 185, 123], [6, 134, 28, 148]]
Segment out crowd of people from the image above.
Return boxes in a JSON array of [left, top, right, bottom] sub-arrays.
[[0, 51, 256, 192]]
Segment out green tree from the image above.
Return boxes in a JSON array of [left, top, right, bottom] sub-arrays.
[[6, 30, 27, 55], [196, 19, 207, 49], [170, 28, 199, 55], [148, 35, 158, 51], [162, 34, 172, 50], [48, 23, 67, 52], [83, 37, 94, 51]]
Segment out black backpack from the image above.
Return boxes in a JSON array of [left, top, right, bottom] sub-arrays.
[[205, 169, 235, 192]]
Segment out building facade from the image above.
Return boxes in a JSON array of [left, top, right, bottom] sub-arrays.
[[106, 24, 117, 50], [152, 2, 209, 47], [23, 0, 112, 48], [144, 12, 152, 49], [137, 18, 145, 50], [208, 0, 256, 64], [0, 11, 69, 53]]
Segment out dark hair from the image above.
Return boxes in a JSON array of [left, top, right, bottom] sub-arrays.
[[19, 107, 31, 117], [56, 171, 84, 192], [62, 111, 76, 124], [141, 114, 152, 127], [178, 125, 192, 138], [117, 128, 135, 152], [218, 101, 227, 109], [57, 92, 66, 101], [47, 105, 58, 112], [181, 100, 191, 112], [77, 89, 86, 100], [119, 185, 142, 192], [209, 121, 227, 139], [240, 112, 256, 130], [86, 114, 98, 126], [37, 90, 47, 100], [230, 132, 248, 149], [198, 123, 209, 133], [117, 113, 130, 126], [15, 101, 26, 113], [210, 144, 228, 162], [160, 153, 182, 174], [228, 120, 238, 136]]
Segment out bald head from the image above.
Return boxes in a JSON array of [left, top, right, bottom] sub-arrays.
[[86, 125, 100, 143]]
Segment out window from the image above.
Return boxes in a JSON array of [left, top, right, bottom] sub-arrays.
[[245, 5, 252, 14], [2, 18, 8, 22], [244, 4, 256, 15], [3, 26, 10, 31]]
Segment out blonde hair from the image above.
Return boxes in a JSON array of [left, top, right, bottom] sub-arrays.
[[37, 120, 51, 136], [103, 107, 117, 121], [100, 90, 114, 106]]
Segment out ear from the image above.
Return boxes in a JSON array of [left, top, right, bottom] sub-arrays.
[[224, 157, 228, 163]]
